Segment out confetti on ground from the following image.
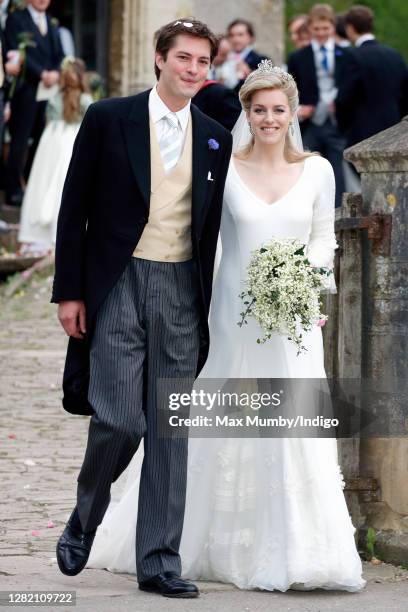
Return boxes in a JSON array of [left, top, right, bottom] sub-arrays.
[[24, 459, 36, 466]]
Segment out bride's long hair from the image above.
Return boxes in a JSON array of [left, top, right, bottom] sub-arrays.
[[236, 69, 319, 163]]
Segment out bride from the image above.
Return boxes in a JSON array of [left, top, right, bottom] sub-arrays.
[[87, 62, 366, 593]]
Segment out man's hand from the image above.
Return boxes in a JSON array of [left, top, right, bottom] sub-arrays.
[[4, 102, 11, 123], [297, 104, 315, 121], [5, 61, 21, 77], [236, 60, 251, 80], [58, 300, 86, 339]]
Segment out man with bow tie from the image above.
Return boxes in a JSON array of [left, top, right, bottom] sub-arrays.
[[52, 19, 232, 598], [288, 3, 346, 207], [4, 0, 63, 207]]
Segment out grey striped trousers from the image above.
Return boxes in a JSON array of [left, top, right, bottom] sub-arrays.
[[76, 257, 201, 581]]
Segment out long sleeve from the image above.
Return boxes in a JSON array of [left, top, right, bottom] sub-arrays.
[[51, 102, 100, 302], [306, 157, 338, 291]]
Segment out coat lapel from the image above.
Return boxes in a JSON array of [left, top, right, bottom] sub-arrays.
[[47, 15, 61, 57], [120, 90, 151, 214], [334, 44, 345, 83], [191, 105, 211, 236], [305, 45, 319, 94], [24, 8, 44, 47]]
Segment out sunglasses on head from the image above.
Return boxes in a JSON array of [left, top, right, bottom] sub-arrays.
[[174, 21, 194, 28]]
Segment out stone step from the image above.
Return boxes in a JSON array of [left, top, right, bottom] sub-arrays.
[[0, 254, 42, 276]]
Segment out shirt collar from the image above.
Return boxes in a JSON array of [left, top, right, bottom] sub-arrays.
[[149, 85, 191, 133], [311, 37, 335, 53], [27, 4, 46, 22], [355, 33, 375, 47], [239, 45, 254, 60]]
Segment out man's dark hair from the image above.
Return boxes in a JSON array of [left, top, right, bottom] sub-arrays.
[[227, 19, 255, 39], [344, 5, 374, 34], [154, 18, 219, 80], [335, 13, 348, 40]]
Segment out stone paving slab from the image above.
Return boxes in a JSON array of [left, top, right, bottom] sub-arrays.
[[1, 272, 408, 612]]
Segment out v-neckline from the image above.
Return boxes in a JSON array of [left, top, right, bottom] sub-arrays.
[[231, 156, 307, 207]]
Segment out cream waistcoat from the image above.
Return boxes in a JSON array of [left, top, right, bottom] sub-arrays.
[[133, 115, 193, 262]]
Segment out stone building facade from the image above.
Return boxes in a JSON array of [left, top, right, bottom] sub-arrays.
[[108, 0, 285, 96], [48, 0, 284, 96]]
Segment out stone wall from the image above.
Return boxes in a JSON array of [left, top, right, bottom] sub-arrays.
[[339, 118, 408, 562], [108, 0, 284, 96]]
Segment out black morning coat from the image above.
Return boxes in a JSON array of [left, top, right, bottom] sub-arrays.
[[335, 40, 408, 147], [51, 90, 233, 416]]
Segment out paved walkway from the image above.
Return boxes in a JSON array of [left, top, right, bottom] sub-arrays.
[[1, 271, 408, 611]]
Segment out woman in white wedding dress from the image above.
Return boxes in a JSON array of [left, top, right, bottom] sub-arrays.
[[88, 63, 366, 593]]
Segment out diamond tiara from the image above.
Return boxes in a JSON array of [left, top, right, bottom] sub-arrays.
[[257, 59, 294, 83]]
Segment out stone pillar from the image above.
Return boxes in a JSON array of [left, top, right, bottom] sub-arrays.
[[108, 0, 285, 96], [345, 118, 408, 560]]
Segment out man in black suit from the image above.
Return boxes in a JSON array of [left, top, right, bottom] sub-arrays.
[[288, 3, 346, 207], [336, 5, 408, 147], [52, 19, 232, 598], [193, 78, 241, 130], [227, 19, 269, 91], [4, 0, 63, 206]]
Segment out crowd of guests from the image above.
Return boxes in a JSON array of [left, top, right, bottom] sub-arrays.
[[0, 2, 407, 253], [0, 0, 93, 252], [199, 4, 408, 208]]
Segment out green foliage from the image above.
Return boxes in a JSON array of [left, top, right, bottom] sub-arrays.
[[286, 0, 408, 61], [366, 526, 377, 558]]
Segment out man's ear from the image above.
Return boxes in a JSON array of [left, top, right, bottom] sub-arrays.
[[155, 52, 164, 73]]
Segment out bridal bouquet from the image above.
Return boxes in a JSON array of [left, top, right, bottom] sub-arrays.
[[238, 238, 332, 354]]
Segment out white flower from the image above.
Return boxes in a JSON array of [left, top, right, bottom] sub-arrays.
[[238, 238, 331, 353]]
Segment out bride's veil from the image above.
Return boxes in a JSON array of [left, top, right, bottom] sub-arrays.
[[231, 110, 304, 154], [213, 102, 304, 288]]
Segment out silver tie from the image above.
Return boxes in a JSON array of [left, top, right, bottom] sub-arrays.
[[159, 113, 183, 175]]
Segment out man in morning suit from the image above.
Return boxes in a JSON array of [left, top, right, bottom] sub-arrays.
[[336, 5, 408, 148], [4, 0, 63, 206], [288, 3, 347, 207], [227, 19, 269, 92], [52, 19, 232, 598]]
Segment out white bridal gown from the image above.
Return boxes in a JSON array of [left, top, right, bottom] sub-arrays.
[[18, 92, 93, 251], [88, 155, 366, 592]]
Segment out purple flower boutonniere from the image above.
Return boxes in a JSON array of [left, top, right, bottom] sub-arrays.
[[208, 138, 219, 150], [335, 49, 343, 57]]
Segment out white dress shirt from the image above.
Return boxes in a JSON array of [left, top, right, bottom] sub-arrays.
[[355, 33, 375, 47], [311, 37, 335, 75], [148, 85, 190, 147], [27, 4, 48, 36], [311, 37, 337, 126]]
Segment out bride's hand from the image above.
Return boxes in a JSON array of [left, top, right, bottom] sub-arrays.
[[58, 300, 86, 339]]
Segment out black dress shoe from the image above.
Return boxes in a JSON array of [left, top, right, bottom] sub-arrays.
[[139, 571, 199, 598], [56, 507, 96, 576]]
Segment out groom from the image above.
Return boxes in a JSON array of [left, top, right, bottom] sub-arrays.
[[52, 19, 232, 598]]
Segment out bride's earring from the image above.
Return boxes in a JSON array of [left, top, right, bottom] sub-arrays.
[[289, 122, 294, 137], [248, 122, 254, 136]]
